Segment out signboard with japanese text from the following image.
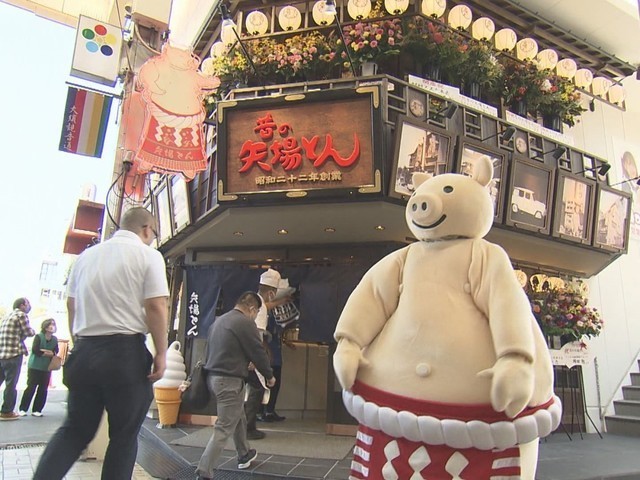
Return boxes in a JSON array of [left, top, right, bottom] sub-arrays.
[[217, 87, 383, 200], [550, 341, 594, 368]]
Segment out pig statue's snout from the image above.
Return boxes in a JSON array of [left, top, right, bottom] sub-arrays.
[[407, 192, 443, 226]]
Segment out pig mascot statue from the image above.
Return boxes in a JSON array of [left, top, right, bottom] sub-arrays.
[[334, 156, 561, 480]]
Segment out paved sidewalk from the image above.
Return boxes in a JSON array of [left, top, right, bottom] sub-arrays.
[[0, 445, 155, 480], [0, 385, 158, 479]]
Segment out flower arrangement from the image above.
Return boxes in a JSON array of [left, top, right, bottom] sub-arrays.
[[338, 18, 403, 71], [527, 280, 603, 342], [401, 16, 465, 82], [455, 39, 502, 97], [498, 58, 546, 111], [535, 73, 586, 127], [254, 32, 339, 82]]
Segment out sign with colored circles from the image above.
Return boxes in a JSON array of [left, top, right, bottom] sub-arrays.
[[71, 16, 123, 87]]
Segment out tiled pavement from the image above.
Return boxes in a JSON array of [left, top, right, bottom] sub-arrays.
[[0, 445, 156, 480]]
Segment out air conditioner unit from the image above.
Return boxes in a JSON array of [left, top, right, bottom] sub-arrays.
[[130, 0, 171, 32]]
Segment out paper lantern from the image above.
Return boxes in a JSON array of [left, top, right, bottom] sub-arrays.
[[220, 23, 236, 46], [556, 58, 577, 79], [384, 0, 409, 14], [278, 5, 302, 31], [347, 0, 372, 19], [448, 4, 472, 30], [421, 0, 446, 18], [312, 1, 336, 25], [608, 84, 625, 105], [515, 38, 538, 61], [536, 49, 558, 70], [245, 11, 269, 35], [591, 76, 612, 97], [200, 57, 215, 76], [494, 28, 517, 51], [210, 41, 226, 58], [574, 68, 593, 89], [471, 17, 495, 41]]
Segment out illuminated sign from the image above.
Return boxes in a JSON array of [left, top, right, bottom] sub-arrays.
[[218, 89, 380, 199]]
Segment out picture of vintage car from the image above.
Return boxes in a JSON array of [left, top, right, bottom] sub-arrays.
[[511, 186, 547, 219]]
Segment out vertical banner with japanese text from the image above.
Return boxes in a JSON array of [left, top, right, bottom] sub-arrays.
[[185, 268, 222, 337], [59, 87, 113, 157]]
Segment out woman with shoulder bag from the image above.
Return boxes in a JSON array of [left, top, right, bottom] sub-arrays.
[[19, 318, 59, 417]]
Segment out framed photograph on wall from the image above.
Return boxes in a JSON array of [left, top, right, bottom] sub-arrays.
[[390, 116, 452, 200], [593, 186, 632, 252], [552, 171, 595, 245], [505, 155, 555, 234], [455, 137, 509, 223]]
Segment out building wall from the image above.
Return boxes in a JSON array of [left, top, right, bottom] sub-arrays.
[[568, 76, 640, 431]]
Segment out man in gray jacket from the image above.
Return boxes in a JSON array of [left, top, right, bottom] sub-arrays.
[[196, 292, 275, 480]]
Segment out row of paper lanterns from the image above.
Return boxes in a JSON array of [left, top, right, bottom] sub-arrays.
[[212, 0, 625, 105]]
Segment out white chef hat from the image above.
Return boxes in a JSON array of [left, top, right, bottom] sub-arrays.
[[259, 268, 281, 289]]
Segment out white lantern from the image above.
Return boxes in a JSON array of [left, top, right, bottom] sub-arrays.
[[312, 1, 336, 25], [278, 5, 302, 31], [471, 17, 495, 41], [245, 11, 269, 35], [448, 4, 472, 30], [200, 57, 216, 76], [536, 49, 558, 70], [494, 28, 517, 51], [608, 84, 625, 105], [221, 23, 236, 46], [421, 0, 446, 18], [210, 41, 226, 58], [515, 38, 538, 61], [556, 58, 577, 79], [384, 0, 409, 14], [591, 76, 612, 97], [574, 68, 593, 89], [347, 0, 372, 19]]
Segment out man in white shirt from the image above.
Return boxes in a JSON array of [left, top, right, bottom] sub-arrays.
[[33, 207, 169, 480]]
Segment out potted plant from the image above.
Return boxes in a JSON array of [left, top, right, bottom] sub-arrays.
[[456, 39, 502, 101], [401, 16, 465, 83], [338, 17, 403, 75], [527, 280, 603, 347], [535, 73, 586, 131], [498, 58, 546, 118]]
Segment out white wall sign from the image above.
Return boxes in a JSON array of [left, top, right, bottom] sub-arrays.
[[71, 16, 123, 86]]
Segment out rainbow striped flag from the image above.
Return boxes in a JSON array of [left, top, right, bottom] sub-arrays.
[[59, 87, 113, 157]]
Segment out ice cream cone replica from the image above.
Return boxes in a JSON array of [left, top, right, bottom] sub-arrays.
[[154, 341, 187, 427]]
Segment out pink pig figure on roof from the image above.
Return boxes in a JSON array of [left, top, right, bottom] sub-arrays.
[[136, 42, 220, 180], [334, 156, 561, 480]]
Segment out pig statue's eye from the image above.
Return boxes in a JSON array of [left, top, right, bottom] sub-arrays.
[[443, 186, 454, 193]]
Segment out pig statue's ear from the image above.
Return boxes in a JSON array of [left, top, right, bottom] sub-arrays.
[[472, 155, 494, 188], [412, 172, 433, 190]]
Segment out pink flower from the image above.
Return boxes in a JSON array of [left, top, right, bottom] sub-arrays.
[[370, 40, 378, 48]]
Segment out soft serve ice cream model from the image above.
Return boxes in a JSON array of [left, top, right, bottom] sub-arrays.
[[333, 157, 561, 479], [154, 341, 187, 426]]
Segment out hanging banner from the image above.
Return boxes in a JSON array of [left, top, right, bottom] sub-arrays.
[[59, 87, 113, 157], [71, 16, 123, 87], [184, 268, 222, 337], [136, 43, 220, 180]]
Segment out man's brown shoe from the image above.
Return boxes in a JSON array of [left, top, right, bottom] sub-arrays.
[[0, 412, 20, 420]]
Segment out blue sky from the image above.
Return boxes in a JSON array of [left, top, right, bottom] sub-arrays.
[[0, 3, 116, 309]]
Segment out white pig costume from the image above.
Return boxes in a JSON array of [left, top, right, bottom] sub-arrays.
[[334, 156, 561, 480]]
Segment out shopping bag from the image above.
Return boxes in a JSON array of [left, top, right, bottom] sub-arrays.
[[48, 355, 63, 371], [182, 361, 209, 409]]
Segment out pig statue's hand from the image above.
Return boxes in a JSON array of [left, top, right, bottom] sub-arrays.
[[333, 338, 369, 391], [478, 353, 534, 418]]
